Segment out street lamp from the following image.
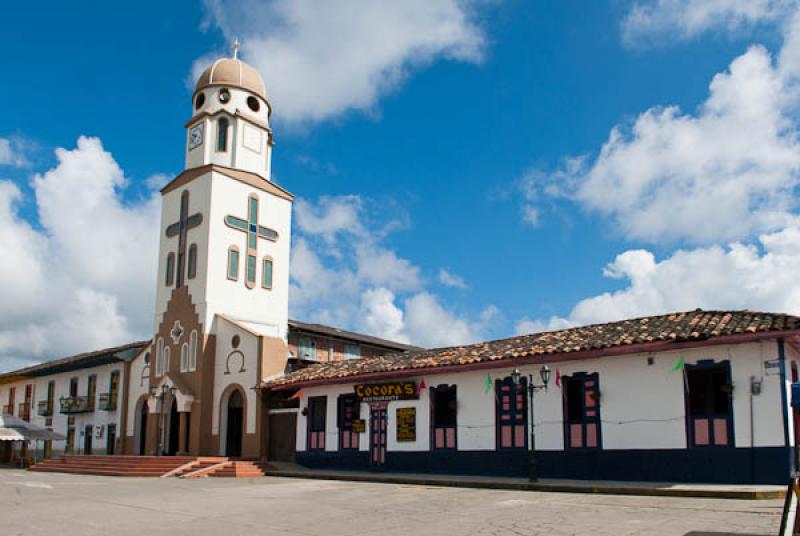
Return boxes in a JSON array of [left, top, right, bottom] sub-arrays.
[[150, 384, 176, 456], [511, 365, 550, 482]]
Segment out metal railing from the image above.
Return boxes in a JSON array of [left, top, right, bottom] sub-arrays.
[[97, 392, 118, 411], [59, 396, 92, 414], [37, 400, 53, 417], [18, 402, 30, 421]]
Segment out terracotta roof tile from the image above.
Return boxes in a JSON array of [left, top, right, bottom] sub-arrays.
[[266, 310, 800, 388]]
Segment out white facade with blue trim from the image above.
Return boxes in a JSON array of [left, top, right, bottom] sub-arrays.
[[281, 325, 800, 484]]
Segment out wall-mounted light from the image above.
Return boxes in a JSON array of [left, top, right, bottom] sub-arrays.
[[750, 376, 762, 396]]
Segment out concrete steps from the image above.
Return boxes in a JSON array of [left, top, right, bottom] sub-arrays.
[[30, 455, 214, 477], [170, 458, 228, 478], [208, 460, 272, 478], [29, 455, 270, 478]]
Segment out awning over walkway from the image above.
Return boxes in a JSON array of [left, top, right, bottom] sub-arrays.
[[0, 414, 66, 441]]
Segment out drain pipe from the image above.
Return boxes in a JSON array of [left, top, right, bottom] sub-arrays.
[[778, 338, 793, 476]]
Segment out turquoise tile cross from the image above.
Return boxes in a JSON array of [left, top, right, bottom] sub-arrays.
[[225, 194, 279, 288]]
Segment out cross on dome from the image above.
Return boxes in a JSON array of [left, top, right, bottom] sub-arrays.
[[231, 38, 240, 59]]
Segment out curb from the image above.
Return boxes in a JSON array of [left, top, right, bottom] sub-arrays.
[[263, 470, 785, 500]]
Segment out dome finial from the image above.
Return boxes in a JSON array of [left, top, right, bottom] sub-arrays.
[[231, 37, 240, 60]]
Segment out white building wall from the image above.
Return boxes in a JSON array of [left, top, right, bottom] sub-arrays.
[[153, 173, 213, 333], [185, 87, 272, 179], [126, 346, 152, 438], [212, 317, 260, 454], [0, 362, 127, 455], [294, 341, 789, 454], [204, 171, 291, 340]]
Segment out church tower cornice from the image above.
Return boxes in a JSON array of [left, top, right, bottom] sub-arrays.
[[160, 164, 293, 200]]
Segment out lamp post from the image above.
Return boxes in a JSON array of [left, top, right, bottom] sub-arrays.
[[150, 384, 176, 456], [511, 365, 550, 482]]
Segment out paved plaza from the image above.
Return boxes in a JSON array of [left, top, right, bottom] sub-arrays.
[[0, 468, 783, 536]]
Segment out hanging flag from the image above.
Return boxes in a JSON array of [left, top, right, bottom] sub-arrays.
[[288, 389, 303, 400], [484, 372, 492, 394], [671, 356, 685, 372], [417, 379, 427, 396], [555, 368, 561, 388]]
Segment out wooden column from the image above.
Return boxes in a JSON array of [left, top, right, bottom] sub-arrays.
[[178, 411, 188, 454]]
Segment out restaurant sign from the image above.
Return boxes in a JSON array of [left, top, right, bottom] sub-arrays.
[[396, 407, 416, 442], [354, 381, 418, 402], [351, 419, 366, 433]]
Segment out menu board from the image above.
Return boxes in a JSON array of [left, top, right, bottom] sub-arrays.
[[396, 407, 416, 442]]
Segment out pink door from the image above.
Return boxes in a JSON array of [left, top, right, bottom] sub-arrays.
[[370, 407, 388, 469]]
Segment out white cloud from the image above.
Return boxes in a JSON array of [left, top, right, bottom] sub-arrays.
[[291, 195, 496, 347], [514, 316, 572, 336], [514, 3, 800, 334], [438, 268, 468, 289], [523, 225, 800, 333], [198, 0, 488, 124], [0, 137, 29, 168], [358, 288, 408, 344], [622, 0, 795, 44], [0, 137, 160, 372], [530, 37, 800, 245], [295, 195, 365, 242], [402, 293, 498, 348]]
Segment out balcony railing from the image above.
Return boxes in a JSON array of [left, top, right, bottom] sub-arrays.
[[1, 404, 12, 416], [97, 392, 118, 411], [37, 400, 54, 417], [59, 396, 92, 414], [18, 402, 30, 421]]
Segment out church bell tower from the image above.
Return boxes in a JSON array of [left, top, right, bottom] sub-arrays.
[[150, 42, 293, 388], [184, 41, 274, 178], [139, 43, 293, 458]]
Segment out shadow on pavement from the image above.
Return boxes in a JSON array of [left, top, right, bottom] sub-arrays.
[[684, 532, 772, 536]]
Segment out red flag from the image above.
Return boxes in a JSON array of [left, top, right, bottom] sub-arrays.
[[288, 389, 303, 400], [555, 369, 561, 388], [417, 379, 427, 396]]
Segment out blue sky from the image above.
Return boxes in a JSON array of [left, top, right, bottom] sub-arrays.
[[2, 0, 800, 370]]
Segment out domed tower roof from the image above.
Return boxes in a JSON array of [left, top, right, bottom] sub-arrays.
[[194, 55, 269, 104]]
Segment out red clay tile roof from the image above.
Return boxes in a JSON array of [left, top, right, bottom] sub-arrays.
[[266, 310, 800, 389]]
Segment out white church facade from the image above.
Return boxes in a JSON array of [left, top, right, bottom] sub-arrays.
[[1, 52, 800, 484]]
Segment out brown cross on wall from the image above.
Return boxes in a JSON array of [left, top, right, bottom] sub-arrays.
[[165, 190, 203, 288]]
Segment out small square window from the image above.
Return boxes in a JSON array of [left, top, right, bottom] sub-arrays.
[[298, 337, 317, 360]]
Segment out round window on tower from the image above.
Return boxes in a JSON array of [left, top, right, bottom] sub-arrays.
[[195, 93, 205, 110], [231, 334, 240, 349], [218, 88, 231, 104], [247, 96, 260, 112]]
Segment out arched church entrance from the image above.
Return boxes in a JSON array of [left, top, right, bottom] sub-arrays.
[[167, 398, 180, 456], [136, 398, 148, 455], [225, 389, 244, 458]]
